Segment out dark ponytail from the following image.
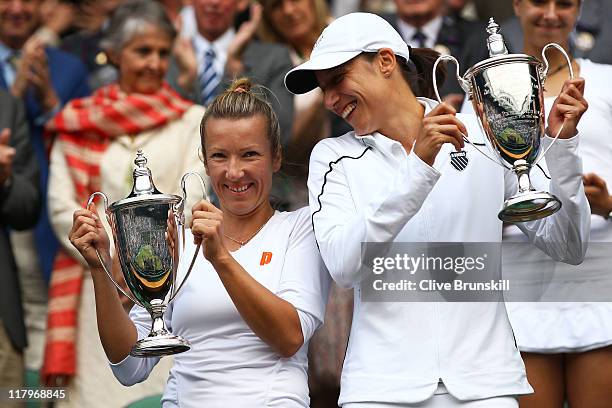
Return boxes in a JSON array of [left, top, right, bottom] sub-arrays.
[[398, 47, 447, 99], [363, 48, 446, 99]]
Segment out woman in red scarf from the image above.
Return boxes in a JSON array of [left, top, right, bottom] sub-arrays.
[[41, 1, 207, 406]]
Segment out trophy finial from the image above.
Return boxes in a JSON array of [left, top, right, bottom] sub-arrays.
[[486, 17, 508, 57], [486, 18, 500, 36], [131, 150, 160, 196], [135, 149, 147, 168]]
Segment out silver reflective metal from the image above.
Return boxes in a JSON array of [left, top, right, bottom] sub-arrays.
[[88, 150, 207, 357], [432, 18, 574, 222]]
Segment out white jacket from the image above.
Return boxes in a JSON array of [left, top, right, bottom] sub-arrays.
[[307, 98, 590, 404]]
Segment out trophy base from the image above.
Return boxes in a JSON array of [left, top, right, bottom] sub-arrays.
[[130, 334, 190, 357], [499, 191, 562, 223]]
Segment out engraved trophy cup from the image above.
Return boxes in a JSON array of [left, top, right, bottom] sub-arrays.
[[432, 18, 574, 222], [88, 150, 207, 357]]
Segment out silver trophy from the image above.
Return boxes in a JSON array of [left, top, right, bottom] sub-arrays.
[[432, 18, 574, 222], [88, 150, 207, 357]]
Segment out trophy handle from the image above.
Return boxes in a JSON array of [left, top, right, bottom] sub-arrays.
[[87, 192, 143, 307], [534, 43, 575, 166], [540, 43, 574, 84], [432, 55, 471, 104], [168, 172, 209, 302], [432, 55, 508, 169]]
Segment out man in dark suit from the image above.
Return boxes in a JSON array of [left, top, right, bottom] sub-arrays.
[[0, 0, 90, 285], [381, 0, 485, 108], [168, 0, 294, 147], [0, 0, 89, 391], [0, 90, 40, 390]]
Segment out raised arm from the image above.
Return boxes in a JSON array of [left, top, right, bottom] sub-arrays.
[[308, 102, 470, 288], [70, 205, 166, 384], [307, 140, 440, 288], [69, 205, 138, 362], [512, 78, 590, 264]]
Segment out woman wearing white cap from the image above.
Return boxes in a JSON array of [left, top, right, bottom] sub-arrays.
[[284, 12, 590, 408]]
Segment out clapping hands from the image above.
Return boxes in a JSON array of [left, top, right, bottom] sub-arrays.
[[11, 37, 59, 112]]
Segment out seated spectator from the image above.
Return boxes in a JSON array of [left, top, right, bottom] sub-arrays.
[[0, 89, 40, 394], [42, 1, 207, 406]]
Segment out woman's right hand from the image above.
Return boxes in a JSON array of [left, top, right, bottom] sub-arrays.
[[191, 199, 231, 265], [69, 203, 111, 269], [413, 102, 467, 167]]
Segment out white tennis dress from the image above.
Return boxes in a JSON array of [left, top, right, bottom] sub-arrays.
[[504, 59, 612, 353]]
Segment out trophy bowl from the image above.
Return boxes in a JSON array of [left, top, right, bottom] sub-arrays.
[[89, 150, 207, 357], [466, 54, 561, 222], [432, 18, 574, 222]]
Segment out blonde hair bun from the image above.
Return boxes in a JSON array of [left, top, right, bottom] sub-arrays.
[[228, 78, 253, 94], [200, 77, 282, 162]]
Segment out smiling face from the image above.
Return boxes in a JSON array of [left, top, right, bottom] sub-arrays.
[[514, 0, 580, 51], [0, 0, 40, 48], [116, 24, 172, 94], [203, 115, 281, 217], [315, 53, 392, 136]]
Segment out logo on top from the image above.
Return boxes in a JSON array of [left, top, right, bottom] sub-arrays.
[[260, 252, 273, 266]]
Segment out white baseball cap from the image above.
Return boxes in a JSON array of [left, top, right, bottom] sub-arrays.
[[284, 13, 410, 95]]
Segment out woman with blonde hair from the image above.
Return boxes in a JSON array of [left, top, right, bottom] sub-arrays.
[[68, 76, 331, 407]]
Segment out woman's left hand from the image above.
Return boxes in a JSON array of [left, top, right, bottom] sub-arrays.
[[547, 78, 588, 139], [583, 173, 612, 218], [191, 200, 230, 264]]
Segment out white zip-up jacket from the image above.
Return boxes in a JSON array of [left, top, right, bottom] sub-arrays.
[[307, 98, 590, 405]]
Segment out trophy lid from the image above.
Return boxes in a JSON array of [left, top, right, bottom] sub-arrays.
[[108, 150, 181, 211]]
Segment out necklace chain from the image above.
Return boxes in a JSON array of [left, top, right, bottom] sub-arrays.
[[223, 211, 274, 247], [547, 59, 574, 77]]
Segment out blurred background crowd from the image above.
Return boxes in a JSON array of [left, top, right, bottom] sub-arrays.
[[1, 0, 611, 407]]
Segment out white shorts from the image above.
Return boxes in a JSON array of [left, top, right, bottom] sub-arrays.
[[342, 384, 518, 408]]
